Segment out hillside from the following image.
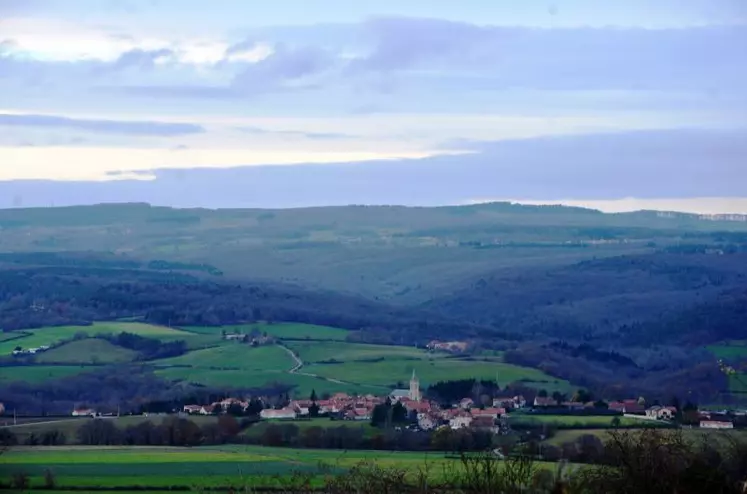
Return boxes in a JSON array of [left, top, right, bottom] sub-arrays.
[[1, 202, 746, 302], [0, 202, 746, 407]]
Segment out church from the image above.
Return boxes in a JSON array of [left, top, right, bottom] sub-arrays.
[[389, 370, 421, 402]]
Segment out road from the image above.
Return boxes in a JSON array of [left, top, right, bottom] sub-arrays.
[[275, 343, 376, 388]]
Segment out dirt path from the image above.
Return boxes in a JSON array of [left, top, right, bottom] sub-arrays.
[[276, 343, 382, 389]]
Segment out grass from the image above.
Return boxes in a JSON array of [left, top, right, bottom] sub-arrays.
[[153, 344, 295, 372], [0, 322, 197, 355], [707, 340, 747, 361], [182, 322, 351, 341], [0, 445, 564, 489], [305, 357, 570, 391], [242, 417, 378, 439], [0, 365, 94, 384], [35, 339, 138, 364], [509, 414, 649, 427], [286, 340, 427, 363]]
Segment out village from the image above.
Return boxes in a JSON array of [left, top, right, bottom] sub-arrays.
[[107, 371, 740, 432]]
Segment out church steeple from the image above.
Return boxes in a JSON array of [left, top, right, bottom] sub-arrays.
[[409, 369, 420, 401]]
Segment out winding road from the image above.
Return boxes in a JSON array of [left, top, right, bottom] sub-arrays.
[[276, 343, 374, 387]]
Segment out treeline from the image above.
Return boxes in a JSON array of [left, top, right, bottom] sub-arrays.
[[98, 331, 187, 360], [0, 262, 507, 344], [0, 366, 294, 416]]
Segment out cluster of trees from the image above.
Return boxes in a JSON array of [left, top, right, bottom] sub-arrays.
[[98, 331, 187, 360]]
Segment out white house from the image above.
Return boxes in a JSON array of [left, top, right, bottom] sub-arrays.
[[700, 420, 734, 429], [449, 415, 473, 430], [72, 408, 96, 417], [418, 415, 438, 431], [260, 408, 297, 420], [645, 406, 677, 420]]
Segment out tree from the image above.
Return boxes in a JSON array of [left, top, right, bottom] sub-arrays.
[[391, 402, 408, 424], [217, 415, 240, 438], [226, 403, 244, 417], [309, 402, 320, 418], [538, 389, 548, 398], [611, 417, 621, 428], [572, 389, 593, 403], [310, 389, 318, 402], [77, 419, 121, 446]]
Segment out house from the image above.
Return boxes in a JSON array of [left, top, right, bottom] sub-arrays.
[[646, 406, 677, 420], [533, 397, 558, 408], [72, 408, 96, 417], [609, 400, 644, 414], [224, 333, 245, 341], [470, 407, 506, 419], [418, 414, 438, 431], [183, 405, 202, 414], [459, 398, 474, 409], [390, 370, 421, 402], [426, 340, 468, 353], [260, 408, 297, 420], [561, 402, 585, 410], [290, 400, 312, 415], [449, 414, 473, 430], [199, 405, 217, 415], [700, 420, 734, 429], [493, 396, 526, 409]]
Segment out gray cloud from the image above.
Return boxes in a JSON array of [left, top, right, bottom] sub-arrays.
[[231, 43, 335, 93], [0, 113, 205, 136], [1, 128, 744, 208], [349, 19, 747, 91]]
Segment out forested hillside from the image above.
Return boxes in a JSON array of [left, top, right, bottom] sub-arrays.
[[0, 202, 746, 406]]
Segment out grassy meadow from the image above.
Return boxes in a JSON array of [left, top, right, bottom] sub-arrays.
[[0, 322, 197, 355], [35, 339, 138, 364], [0, 365, 95, 384], [0, 445, 565, 490], [182, 322, 351, 341], [509, 414, 651, 428]]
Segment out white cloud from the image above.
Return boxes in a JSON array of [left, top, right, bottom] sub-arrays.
[[0, 16, 273, 65]]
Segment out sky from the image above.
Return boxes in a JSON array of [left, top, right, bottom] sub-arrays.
[[1, 0, 746, 212]]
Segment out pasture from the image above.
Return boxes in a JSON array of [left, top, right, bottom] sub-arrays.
[[304, 356, 570, 391], [286, 340, 427, 363], [0, 445, 563, 490], [707, 341, 747, 361], [35, 339, 138, 364], [153, 344, 294, 372], [509, 414, 650, 428], [0, 365, 94, 384], [182, 322, 351, 341], [0, 322, 196, 355]]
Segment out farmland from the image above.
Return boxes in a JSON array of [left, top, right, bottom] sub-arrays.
[[1, 320, 571, 398], [0, 322, 196, 355], [509, 414, 653, 428], [0, 445, 564, 490], [35, 339, 138, 364], [0, 365, 95, 384], [182, 322, 351, 341]]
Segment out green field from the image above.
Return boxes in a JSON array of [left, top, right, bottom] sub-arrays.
[[154, 344, 294, 371], [182, 322, 351, 341], [707, 341, 747, 360], [243, 417, 378, 439], [0, 322, 197, 355], [0, 365, 95, 384], [35, 339, 139, 364], [509, 414, 651, 428], [286, 340, 427, 363], [305, 356, 570, 391], [0, 445, 564, 490]]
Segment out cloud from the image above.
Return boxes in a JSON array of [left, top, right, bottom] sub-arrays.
[[109, 48, 175, 71], [230, 43, 335, 93], [1, 128, 744, 208], [236, 126, 356, 140], [349, 19, 747, 91], [0, 113, 205, 136]]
